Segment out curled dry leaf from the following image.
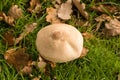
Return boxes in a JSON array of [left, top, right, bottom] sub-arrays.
[[73, 0, 89, 20], [8, 5, 23, 19], [2, 31, 15, 46], [95, 14, 111, 31], [105, 18, 120, 36], [92, 4, 118, 13], [32, 76, 41, 80], [113, 12, 120, 20], [80, 47, 89, 58], [27, 0, 41, 14], [21, 61, 33, 74], [46, 7, 61, 24], [37, 56, 47, 71], [0, 12, 14, 26], [15, 23, 37, 45], [4, 48, 30, 71], [56, 0, 61, 4], [58, 0, 72, 20], [95, 14, 111, 22], [82, 32, 94, 39], [52, 0, 61, 9], [21, 65, 32, 74]]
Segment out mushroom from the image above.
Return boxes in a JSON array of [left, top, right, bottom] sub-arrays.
[[36, 23, 83, 63]]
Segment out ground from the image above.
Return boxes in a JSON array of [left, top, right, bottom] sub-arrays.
[[0, 0, 120, 80]]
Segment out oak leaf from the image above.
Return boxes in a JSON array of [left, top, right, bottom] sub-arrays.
[[15, 23, 37, 45], [27, 0, 41, 14], [46, 7, 61, 24], [3, 31, 15, 46], [105, 18, 120, 36], [0, 12, 14, 26], [57, 0, 72, 20], [8, 5, 23, 19], [4, 48, 30, 71], [82, 32, 94, 39]]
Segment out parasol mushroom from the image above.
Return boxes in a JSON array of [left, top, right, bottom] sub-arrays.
[[36, 23, 83, 63]]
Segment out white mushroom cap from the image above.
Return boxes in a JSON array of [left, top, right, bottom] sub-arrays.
[[36, 23, 83, 63]]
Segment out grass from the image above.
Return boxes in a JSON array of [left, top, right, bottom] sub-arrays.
[[0, 0, 120, 80]]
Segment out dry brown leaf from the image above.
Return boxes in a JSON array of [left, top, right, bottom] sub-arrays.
[[8, 5, 23, 19], [52, 0, 61, 9], [80, 47, 89, 58], [27, 0, 41, 14], [32, 76, 41, 80], [95, 14, 111, 31], [104, 18, 120, 36], [73, 0, 89, 20], [92, 4, 118, 13], [2, 31, 15, 46], [15, 23, 37, 45], [46, 7, 61, 24], [56, 0, 61, 4], [113, 12, 120, 20], [82, 32, 94, 39], [21, 61, 33, 74], [0, 12, 14, 26], [95, 14, 110, 22], [4, 48, 30, 71], [57, 0, 72, 20], [37, 56, 47, 71]]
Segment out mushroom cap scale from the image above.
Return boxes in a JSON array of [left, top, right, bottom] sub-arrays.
[[36, 23, 83, 63]]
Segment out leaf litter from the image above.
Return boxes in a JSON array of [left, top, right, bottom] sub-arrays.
[[8, 5, 23, 19], [57, 0, 72, 20], [4, 48, 31, 73], [1, 0, 120, 79], [0, 12, 15, 26], [27, 0, 41, 14], [2, 31, 15, 46], [15, 23, 37, 45]]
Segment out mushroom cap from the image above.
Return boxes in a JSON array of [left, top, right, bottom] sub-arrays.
[[36, 23, 83, 63]]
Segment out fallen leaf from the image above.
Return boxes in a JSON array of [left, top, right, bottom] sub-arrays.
[[27, 0, 41, 14], [32, 76, 41, 80], [80, 47, 89, 58], [95, 14, 109, 22], [95, 14, 111, 31], [82, 32, 94, 39], [92, 4, 118, 13], [4, 48, 30, 71], [15, 23, 37, 45], [46, 7, 61, 24], [21, 61, 33, 74], [8, 5, 23, 19], [104, 18, 120, 36], [37, 56, 47, 71], [73, 0, 89, 20], [2, 31, 15, 46], [52, 0, 61, 9], [57, 0, 72, 20], [56, 0, 61, 4], [113, 12, 120, 20], [0, 12, 15, 26]]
